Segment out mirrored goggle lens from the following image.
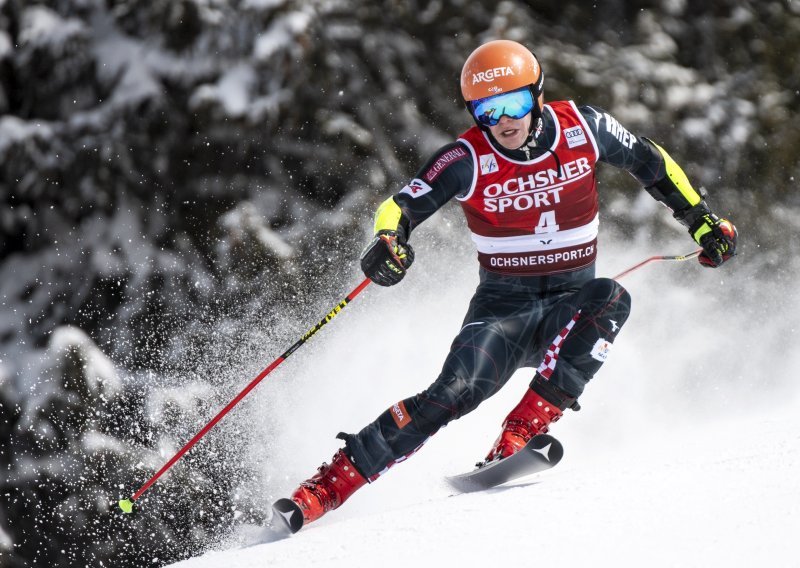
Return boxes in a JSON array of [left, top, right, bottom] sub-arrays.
[[470, 88, 534, 126]]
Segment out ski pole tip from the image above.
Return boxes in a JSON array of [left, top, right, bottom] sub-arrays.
[[118, 499, 134, 514]]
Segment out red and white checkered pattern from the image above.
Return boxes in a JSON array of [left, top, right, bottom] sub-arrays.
[[368, 436, 432, 483], [537, 310, 582, 380]]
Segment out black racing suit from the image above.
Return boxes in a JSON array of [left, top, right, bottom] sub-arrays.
[[341, 105, 681, 481]]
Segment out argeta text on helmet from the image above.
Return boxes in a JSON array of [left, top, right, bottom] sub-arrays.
[[472, 66, 515, 84]]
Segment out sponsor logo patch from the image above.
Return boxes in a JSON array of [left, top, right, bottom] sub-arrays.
[[590, 338, 613, 362], [423, 147, 468, 183], [479, 157, 592, 213], [487, 245, 595, 269], [479, 153, 499, 175], [390, 400, 412, 429], [472, 66, 515, 84], [564, 125, 587, 148], [603, 113, 635, 149], [399, 178, 433, 199]]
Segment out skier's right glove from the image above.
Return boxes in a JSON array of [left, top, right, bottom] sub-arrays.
[[360, 229, 415, 286]]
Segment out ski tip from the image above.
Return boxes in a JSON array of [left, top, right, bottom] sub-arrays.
[[271, 498, 304, 534], [118, 499, 134, 514]]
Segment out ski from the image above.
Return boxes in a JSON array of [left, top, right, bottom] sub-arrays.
[[242, 498, 304, 545], [270, 498, 304, 534], [446, 434, 563, 492]]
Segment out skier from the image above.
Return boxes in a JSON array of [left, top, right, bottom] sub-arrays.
[[284, 39, 737, 527]]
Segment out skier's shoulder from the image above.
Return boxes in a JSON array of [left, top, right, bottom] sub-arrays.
[[567, 103, 644, 153], [544, 100, 606, 133], [419, 139, 474, 182], [397, 139, 474, 206], [570, 103, 634, 139], [563, 103, 655, 170], [541, 99, 592, 113]]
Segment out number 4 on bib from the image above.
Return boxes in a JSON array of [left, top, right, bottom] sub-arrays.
[[535, 210, 559, 234]]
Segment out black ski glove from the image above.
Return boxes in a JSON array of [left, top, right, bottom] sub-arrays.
[[691, 213, 738, 268], [360, 229, 415, 286]]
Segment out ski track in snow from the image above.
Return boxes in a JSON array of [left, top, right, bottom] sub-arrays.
[[165, 239, 800, 568]]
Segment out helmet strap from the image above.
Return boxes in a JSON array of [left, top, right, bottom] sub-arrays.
[[521, 83, 544, 148], [522, 108, 543, 148]]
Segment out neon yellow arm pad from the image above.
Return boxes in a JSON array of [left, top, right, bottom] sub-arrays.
[[693, 223, 712, 243], [373, 196, 403, 234], [651, 141, 702, 207]]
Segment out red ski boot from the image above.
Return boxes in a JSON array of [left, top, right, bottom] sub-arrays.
[[290, 449, 367, 525], [483, 387, 565, 464]]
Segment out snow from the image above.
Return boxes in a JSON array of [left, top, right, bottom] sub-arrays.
[[321, 113, 374, 148], [190, 64, 257, 118], [0, 115, 53, 158], [167, 401, 800, 567], [47, 326, 121, 396], [2, 2, 797, 565], [89, 23, 165, 110], [242, 0, 287, 10], [0, 31, 11, 59], [161, 238, 800, 568], [218, 202, 295, 260], [253, 10, 313, 61], [18, 5, 86, 51]]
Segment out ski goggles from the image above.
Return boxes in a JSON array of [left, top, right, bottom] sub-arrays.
[[468, 87, 535, 127]]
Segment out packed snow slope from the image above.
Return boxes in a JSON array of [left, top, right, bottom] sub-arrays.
[[166, 237, 800, 568], [171, 403, 799, 568]]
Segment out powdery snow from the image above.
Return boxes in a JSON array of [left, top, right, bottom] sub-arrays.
[[161, 239, 800, 568]]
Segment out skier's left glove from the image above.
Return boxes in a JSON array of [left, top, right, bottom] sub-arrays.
[[360, 229, 415, 286], [690, 213, 738, 268]]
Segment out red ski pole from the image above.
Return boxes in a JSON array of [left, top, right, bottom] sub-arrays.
[[119, 277, 372, 514], [612, 249, 702, 280]]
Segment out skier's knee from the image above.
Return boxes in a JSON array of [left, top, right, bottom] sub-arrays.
[[584, 277, 629, 302], [581, 277, 631, 324], [412, 374, 483, 431]]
